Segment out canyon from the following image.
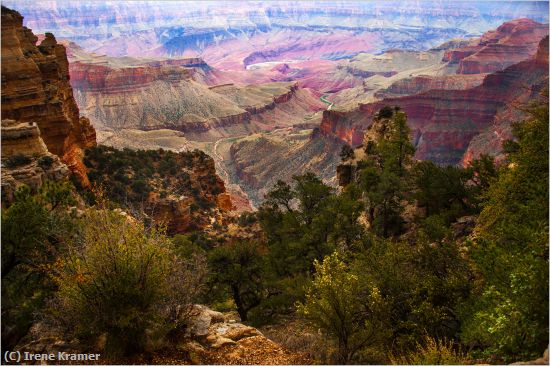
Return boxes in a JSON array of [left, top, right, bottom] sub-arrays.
[[319, 19, 549, 166], [3, 1, 548, 207], [2, 3, 549, 364], [0, 7, 236, 233]]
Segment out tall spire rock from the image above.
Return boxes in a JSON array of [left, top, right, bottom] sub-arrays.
[[1, 6, 96, 187]]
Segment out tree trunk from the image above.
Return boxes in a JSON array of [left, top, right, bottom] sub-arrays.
[[231, 284, 247, 321]]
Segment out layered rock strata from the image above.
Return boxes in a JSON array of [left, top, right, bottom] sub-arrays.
[[68, 46, 302, 133], [1, 6, 96, 186], [443, 18, 548, 74], [1, 119, 70, 204], [320, 35, 549, 165]]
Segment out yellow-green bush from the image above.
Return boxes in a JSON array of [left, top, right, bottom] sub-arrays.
[[390, 335, 470, 365], [52, 207, 206, 356]]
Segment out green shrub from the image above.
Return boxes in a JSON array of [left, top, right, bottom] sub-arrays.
[[378, 105, 394, 119], [52, 207, 207, 356], [2, 182, 79, 350], [297, 252, 386, 364], [390, 336, 470, 365]]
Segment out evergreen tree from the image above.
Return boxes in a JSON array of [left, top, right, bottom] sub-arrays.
[[461, 92, 549, 361]]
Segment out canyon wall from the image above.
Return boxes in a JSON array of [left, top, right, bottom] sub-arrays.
[[1, 6, 96, 186], [229, 129, 342, 205], [444, 18, 548, 74], [68, 49, 305, 134], [320, 33, 549, 166]]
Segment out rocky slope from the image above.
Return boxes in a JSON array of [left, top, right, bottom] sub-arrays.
[[66, 46, 313, 134], [462, 35, 549, 164], [1, 119, 70, 204], [229, 128, 342, 204], [16, 304, 310, 365], [320, 29, 549, 165], [1, 6, 96, 187], [83, 146, 233, 234]]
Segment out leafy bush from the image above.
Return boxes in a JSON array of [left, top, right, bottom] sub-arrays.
[[297, 252, 386, 364], [390, 336, 470, 365], [52, 207, 207, 356], [461, 93, 549, 362], [208, 240, 265, 321], [1, 182, 78, 350]]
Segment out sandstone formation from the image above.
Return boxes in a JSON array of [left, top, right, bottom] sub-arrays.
[[181, 305, 311, 365], [1, 119, 70, 204], [444, 18, 548, 74], [1, 6, 96, 187], [320, 34, 549, 166], [83, 146, 232, 234]]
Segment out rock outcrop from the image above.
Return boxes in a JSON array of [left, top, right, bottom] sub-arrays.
[[320, 35, 549, 166], [83, 146, 232, 234], [1, 6, 96, 187], [182, 305, 311, 365], [15, 304, 310, 365], [444, 18, 548, 74], [380, 74, 486, 98], [1, 119, 70, 204]]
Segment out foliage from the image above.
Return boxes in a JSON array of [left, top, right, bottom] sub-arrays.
[[412, 161, 474, 222], [461, 92, 549, 361], [257, 173, 365, 317], [297, 252, 386, 364], [208, 240, 265, 321], [83, 146, 222, 216], [357, 109, 415, 237], [352, 236, 472, 356], [52, 206, 207, 356], [389, 335, 470, 365], [340, 144, 355, 162], [467, 154, 498, 204], [1, 182, 78, 350], [378, 105, 394, 119]]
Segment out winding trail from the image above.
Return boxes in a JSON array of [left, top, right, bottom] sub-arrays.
[[320, 94, 334, 110]]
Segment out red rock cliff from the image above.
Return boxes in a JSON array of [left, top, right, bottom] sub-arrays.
[[320, 35, 549, 166], [443, 18, 548, 74], [1, 6, 96, 186], [69, 62, 196, 93]]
